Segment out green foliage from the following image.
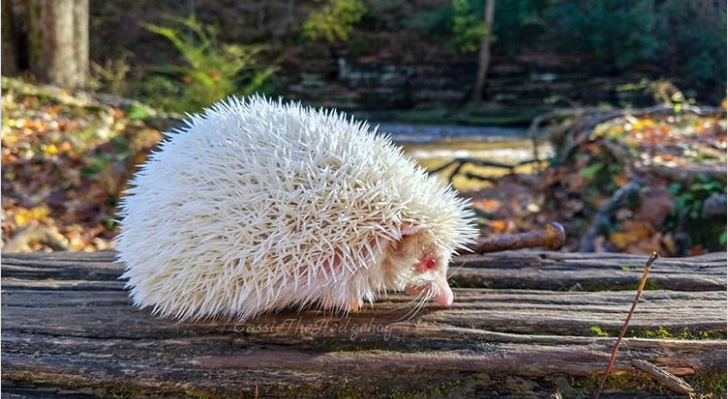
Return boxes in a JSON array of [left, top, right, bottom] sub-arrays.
[[634, 326, 675, 339], [490, 0, 547, 55], [628, 326, 726, 340], [617, 79, 689, 106], [578, 162, 604, 179], [409, 0, 724, 96], [670, 175, 725, 221], [405, 8, 449, 38], [590, 326, 610, 337], [140, 16, 275, 112], [668, 175, 727, 251], [541, 0, 725, 91], [404, 4, 454, 40], [451, 0, 486, 53], [656, 0, 727, 94], [687, 373, 728, 397], [302, 0, 367, 43], [544, 0, 662, 69], [89, 55, 131, 95], [127, 103, 154, 120]]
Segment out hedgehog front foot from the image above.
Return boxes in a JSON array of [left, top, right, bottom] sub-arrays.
[[321, 297, 363, 314], [348, 298, 364, 312]]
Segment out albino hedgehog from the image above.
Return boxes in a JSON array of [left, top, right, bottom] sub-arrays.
[[117, 96, 477, 321]]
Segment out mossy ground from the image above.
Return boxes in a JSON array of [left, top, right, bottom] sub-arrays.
[[589, 325, 727, 340]]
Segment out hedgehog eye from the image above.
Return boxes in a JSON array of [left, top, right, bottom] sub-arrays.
[[419, 255, 437, 272]]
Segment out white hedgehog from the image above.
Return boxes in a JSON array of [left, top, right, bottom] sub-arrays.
[[117, 96, 477, 321]]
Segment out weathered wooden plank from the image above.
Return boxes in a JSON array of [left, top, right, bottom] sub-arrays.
[[2, 333, 724, 398], [3, 250, 726, 291], [453, 252, 726, 291], [2, 289, 725, 339], [2, 251, 726, 398]]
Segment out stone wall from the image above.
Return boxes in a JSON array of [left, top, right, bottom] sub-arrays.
[[286, 55, 661, 110]]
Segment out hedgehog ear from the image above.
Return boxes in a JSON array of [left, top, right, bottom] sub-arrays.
[[390, 224, 427, 252], [399, 223, 428, 238]]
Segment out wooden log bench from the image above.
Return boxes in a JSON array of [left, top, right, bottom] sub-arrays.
[[2, 251, 726, 398]]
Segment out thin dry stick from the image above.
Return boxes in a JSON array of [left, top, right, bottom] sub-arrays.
[[631, 359, 695, 396], [473, 222, 566, 253], [593, 251, 659, 399]]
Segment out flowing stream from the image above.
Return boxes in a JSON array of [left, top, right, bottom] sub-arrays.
[[376, 123, 553, 191]]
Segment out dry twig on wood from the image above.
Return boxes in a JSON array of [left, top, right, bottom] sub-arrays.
[[593, 252, 659, 399], [473, 222, 565, 253], [631, 359, 695, 396]]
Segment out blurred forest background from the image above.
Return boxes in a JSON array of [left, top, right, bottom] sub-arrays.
[[1, 0, 726, 256]]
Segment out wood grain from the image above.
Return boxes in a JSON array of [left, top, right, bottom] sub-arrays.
[[2, 251, 726, 398]]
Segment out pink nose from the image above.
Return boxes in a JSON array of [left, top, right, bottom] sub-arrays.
[[433, 284, 453, 306]]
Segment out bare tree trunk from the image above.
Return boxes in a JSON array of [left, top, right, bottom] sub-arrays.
[[472, 0, 495, 103], [26, 0, 88, 90], [72, 0, 88, 88], [1, 0, 19, 75]]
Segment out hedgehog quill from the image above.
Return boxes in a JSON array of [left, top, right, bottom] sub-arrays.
[[117, 96, 477, 321]]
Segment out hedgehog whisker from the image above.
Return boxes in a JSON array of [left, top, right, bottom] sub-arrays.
[[398, 288, 433, 322], [447, 259, 467, 280], [404, 289, 433, 322], [390, 295, 423, 314], [397, 302, 422, 322], [389, 287, 428, 313], [394, 290, 427, 321]]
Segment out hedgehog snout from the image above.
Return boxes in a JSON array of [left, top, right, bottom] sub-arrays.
[[422, 254, 454, 306], [403, 276, 453, 306], [403, 262, 454, 307], [431, 274, 454, 306]]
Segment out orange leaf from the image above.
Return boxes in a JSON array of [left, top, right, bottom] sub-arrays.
[[613, 173, 629, 187], [609, 221, 653, 249], [472, 198, 502, 213], [488, 220, 507, 233]]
